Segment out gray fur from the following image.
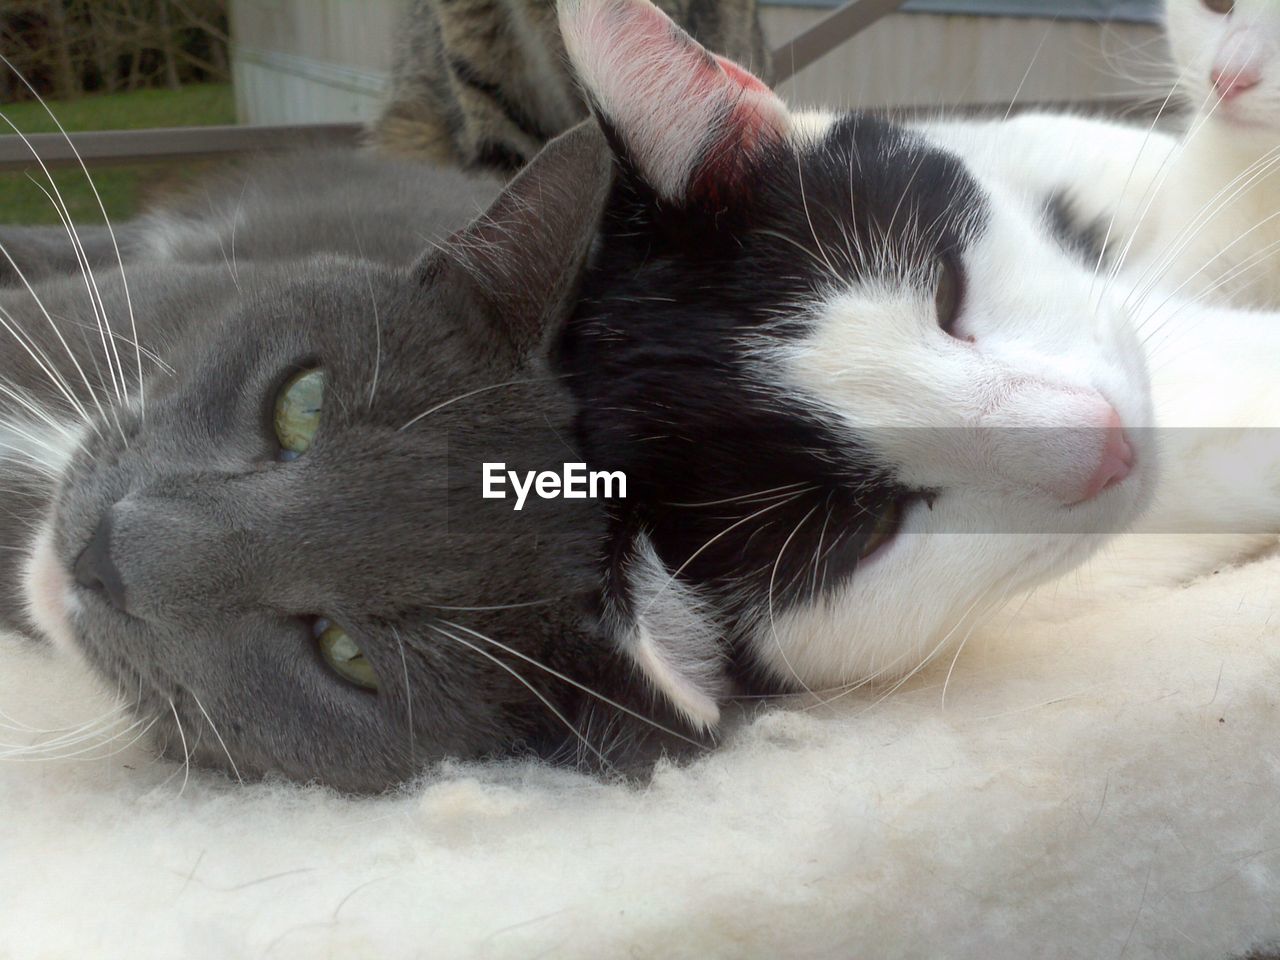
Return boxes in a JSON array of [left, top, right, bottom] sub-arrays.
[[0, 124, 700, 793], [371, 0, 769, 172]]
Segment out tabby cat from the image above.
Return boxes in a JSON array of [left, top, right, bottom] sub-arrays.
[[371, 0, 769, 172]]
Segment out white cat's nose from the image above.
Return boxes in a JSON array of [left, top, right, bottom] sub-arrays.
[[1211, 65, 1262, 100]]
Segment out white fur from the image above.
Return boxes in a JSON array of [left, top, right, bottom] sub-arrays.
[[2, 545, 1276, 957], [616, 534, 726, 729]]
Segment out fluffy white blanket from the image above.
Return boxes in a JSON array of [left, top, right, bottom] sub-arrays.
[[2, 537, 1277, 959]]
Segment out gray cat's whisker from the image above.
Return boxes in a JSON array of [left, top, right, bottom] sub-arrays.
[[435, 619, 706, 748], [1, 54, 145, 420], [398, 376, 552, 431], [167, 699, 193, 797], [427, 623, 612, 771], [22, 173, 129, 408], [391, 627, 415, 767], [0, 123, 129, 420], [189, 690, 243, 786], [422, 599, 557, 612], [1, 714, 153, 762], [0, 298, 101, 434]]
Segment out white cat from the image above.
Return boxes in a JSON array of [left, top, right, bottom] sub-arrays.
[[1131, 0, 1280, 309]]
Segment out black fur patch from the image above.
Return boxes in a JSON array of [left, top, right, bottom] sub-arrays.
[[1044, 190, 1108, 266], [558, 114, 989, 684]]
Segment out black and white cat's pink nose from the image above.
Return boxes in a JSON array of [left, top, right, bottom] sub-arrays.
[[982, 392, 1134, 506], [1077, 409, 1134, 504], [1212, 64, 1262, 100]]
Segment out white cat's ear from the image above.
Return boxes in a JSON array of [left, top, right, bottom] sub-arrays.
[[605, 533, 727, 730], [558, 0, 790, 206], [429, 120, 614, 351]]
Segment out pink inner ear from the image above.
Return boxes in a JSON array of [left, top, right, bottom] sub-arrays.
[[713, 55, 771, 95], [560, 0, 789, 203]]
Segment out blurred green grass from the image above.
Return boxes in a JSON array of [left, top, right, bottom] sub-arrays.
[[0, 84, 235, 225]]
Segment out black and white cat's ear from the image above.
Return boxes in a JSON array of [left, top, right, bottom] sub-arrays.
[[604, 532, 727, 731], [428, 120, 614, 352], [558, 0, 790, 206]]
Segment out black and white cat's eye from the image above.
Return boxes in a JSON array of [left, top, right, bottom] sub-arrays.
[[858, 499, 905, 562], [314, 618, 380, 691], [274, 368, 325, 460], [934, 260, 964, 337], [1201, 0, 1233, 13]]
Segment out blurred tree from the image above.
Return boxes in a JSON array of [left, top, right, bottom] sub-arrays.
[[0, 0, 230, 102]]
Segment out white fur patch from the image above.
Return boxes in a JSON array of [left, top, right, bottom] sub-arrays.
[[613, 534, 725, 729]]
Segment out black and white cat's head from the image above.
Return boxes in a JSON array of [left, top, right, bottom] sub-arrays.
[[10, 126, 692, 792], [1166, 0, 1280, 131], [557, 0, 1155, 726]]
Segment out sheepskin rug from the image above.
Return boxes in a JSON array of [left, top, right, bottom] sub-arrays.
[[2, 536, 1277, 959]]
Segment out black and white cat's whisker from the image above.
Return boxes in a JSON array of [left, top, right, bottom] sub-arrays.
[[661, 482, 815, 510], [427, 622, 613, 771], [188, 690, 244, 786], [1002, 18, 1057, 121], [939, 580, 1020, 709], [1136, 197, 1280, 331], [1090, 65, 1200, 298], [1139, 225, 1280, 347], [765, 503, 823, 697], [1, 54, 145, 420], [1123, 143, 1280, 311], [434, 618, 706, 749], [636, 491, 810, 616], [1093, 57, 1228, 295]]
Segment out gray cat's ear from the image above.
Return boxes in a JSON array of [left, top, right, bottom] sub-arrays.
[[426, 120, 614, 351], [605, 533, 727, 731], [558, 0, 789, 206]]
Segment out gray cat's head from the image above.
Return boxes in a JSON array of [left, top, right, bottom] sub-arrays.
[[13, 125, 685, 793]]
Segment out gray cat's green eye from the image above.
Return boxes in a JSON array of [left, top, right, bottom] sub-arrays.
[[274, 368, 325, 459], [316, 620, 379, 691]]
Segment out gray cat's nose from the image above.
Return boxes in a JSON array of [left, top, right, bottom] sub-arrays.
[[74, 516, 128, 613]]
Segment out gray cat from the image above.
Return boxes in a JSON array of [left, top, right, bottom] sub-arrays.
[[371, 0, 769, 172], [0, 124, 699, 793]]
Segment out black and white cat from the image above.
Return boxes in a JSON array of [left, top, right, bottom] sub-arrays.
[[553, 0, 1280, 726]]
